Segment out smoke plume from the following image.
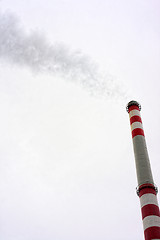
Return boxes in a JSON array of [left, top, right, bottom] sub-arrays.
[[0, 11, 125, 98]]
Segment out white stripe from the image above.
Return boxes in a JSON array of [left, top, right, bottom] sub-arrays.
[[131, 122, 143, 131], [129, 109, 141, 118], [140, 194, 159, 208], [143, 215, 160, 231]]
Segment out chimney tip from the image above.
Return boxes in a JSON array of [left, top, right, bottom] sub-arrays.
[[126, 100, 141, 113]]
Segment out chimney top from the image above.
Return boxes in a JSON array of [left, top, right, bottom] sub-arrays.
[[126, 100, 141, 113]]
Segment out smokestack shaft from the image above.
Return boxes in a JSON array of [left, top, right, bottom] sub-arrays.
[[127, 101, 160, 240]]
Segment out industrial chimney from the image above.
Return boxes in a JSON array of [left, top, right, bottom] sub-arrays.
[[126, 100, 160, 240]]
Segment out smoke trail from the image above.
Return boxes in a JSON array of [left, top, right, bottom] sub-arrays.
[[0, 11, 125, 98]]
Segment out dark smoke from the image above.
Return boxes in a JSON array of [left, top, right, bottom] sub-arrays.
[[0, 11, 125, 98]]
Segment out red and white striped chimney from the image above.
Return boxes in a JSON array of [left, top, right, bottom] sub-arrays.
[[126, 100, 160, 240]]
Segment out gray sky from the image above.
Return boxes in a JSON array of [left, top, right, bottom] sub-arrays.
[[0, 1, 160, 239]]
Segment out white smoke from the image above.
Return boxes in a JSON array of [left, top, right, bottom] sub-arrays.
[[0, 10, 125, 98]]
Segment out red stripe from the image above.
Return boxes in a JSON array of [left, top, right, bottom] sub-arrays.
[[132, 128, 144, 138], [144, 226, 160, 240], [130, 115, 142, 125], [139, 185, 157, 197], [141, 204, 160, 219], [128, 105, 140, 113], [139, 188, 157, 197]]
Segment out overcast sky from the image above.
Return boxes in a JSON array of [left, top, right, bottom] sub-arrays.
[[0, 1, 160, 240]]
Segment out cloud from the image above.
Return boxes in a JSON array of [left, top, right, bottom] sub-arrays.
[[0, 10, 126, 98]]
